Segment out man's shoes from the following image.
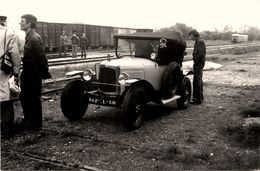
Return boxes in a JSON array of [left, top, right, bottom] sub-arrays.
[[27, 125, 42, 132], [1, 131, 14, 139], [14, 118, 29, 129], [14, 118, 42, 132], [190, 99, 202, 104]]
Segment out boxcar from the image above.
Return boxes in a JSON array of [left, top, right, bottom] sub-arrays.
[[61, 23, 84, 46], [85, 25, 100, 48], [36, 21, 153, 51], [99, 26, 114, 48], [36, 22, 49, 50]]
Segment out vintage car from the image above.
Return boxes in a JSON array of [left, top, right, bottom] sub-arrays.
[[61, 31, 191, 130]]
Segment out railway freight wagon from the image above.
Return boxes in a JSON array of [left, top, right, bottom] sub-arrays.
[[36, 22, 49, 50], [85, 25, 100, 48], [36, 21, 152, 52]]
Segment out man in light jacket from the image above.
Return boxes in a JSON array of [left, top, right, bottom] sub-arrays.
[[0, 15, 21, 138]]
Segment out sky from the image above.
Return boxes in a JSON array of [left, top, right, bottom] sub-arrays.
[[1, 0, 260, 32]]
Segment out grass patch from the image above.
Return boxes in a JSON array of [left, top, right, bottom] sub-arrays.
[[18, 135, 40, 146], [186, 134, 196, 144], [61, 130, 79, 138], [215, 45, 260, 55], [223, 124, 260, 148], [163, 145, 182, 160], [209, 148, 260, 170], [220, 107, 260, 148], [232, 46, 260, 55], [33, 162, 68, 170]]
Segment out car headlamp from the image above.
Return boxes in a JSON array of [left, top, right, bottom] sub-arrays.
[[83, 69, 94, 81], [118, 72, 129, 85]]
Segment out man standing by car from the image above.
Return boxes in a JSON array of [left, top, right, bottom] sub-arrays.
[[188, 29, 206, 104], [19, 14, 51, 130]]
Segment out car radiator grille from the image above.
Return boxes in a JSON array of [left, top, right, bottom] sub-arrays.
[[99, 67, 118, 92]]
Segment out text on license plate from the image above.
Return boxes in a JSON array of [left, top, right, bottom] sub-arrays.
[[88, 97, 116, 105]]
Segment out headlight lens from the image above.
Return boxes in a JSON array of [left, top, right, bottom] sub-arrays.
[[118, 72, 129, 85], [83, 69, 94, 81]]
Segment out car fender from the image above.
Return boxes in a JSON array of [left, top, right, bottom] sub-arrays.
[[122, 79, 161, 104], [65, 70, 84, 77]]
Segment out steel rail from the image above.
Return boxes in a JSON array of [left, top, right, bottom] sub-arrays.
[[48, 42, 260, 66], [3, 149, 102, 171]]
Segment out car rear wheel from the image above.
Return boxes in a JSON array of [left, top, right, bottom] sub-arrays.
[[61, 80, 88, 120], [177, 77, 191, 109], [122, 86, 146, 130]]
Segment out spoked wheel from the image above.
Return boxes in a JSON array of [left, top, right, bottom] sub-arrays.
[[122, 86, 146, 130], [60, 80, 89, 120], [177, 77, 191, 109]]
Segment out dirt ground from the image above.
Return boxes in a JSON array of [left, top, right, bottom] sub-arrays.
[[1, 50, 260, 170]]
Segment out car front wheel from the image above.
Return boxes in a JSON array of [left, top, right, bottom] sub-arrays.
[[61, 80, 88, 120], [122, 86, 146, 130]]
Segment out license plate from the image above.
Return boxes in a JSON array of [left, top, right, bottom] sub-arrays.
[[88, 97, 116, 106]]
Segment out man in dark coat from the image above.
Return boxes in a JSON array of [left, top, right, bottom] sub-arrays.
[[188, 29, 206, 104], [19, 14, 51, 130]]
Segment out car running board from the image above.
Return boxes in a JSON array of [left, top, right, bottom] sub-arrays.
[[161, 95, 181, 104]]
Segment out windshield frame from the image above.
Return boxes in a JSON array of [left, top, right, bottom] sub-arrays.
[[115, 37, 160, 60]]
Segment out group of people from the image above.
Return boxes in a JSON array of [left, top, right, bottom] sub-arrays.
[[0, 13, 206, 138], [59, 30, 88, 58], [1, 14, 51, 138]]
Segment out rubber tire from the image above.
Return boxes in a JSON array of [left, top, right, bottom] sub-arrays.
[[177, 77, 191, 109], [122, 87, 146, 130], [61, 80, 88, 120], [162, 62, 181, 98]]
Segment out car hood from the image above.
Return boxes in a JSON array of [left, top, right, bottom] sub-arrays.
[[100, 57, 155, 69]]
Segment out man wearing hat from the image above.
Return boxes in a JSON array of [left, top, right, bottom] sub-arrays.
[[19, 14, 51, 130], [188, 29, 206, 104], [0, 15, 21, 138]]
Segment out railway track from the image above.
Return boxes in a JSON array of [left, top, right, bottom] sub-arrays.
[[48, 54, 115, 67], [186, 41, 260, 52], [3, 149, 102, 171], [47, 42, 260, 66]]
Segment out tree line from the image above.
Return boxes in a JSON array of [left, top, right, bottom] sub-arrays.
[[155, 23, 260, 41]]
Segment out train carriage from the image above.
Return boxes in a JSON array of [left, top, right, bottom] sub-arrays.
[[85, 25, 100, 48], [100, 26, 114, 48], [36, 22, 49, 50], [36, 21, 153, 52], [47, 23, 56, 51], [232, 34, 248, 43]]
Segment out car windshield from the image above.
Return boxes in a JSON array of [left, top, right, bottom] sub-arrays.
[[116, 38, 159, 58]]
